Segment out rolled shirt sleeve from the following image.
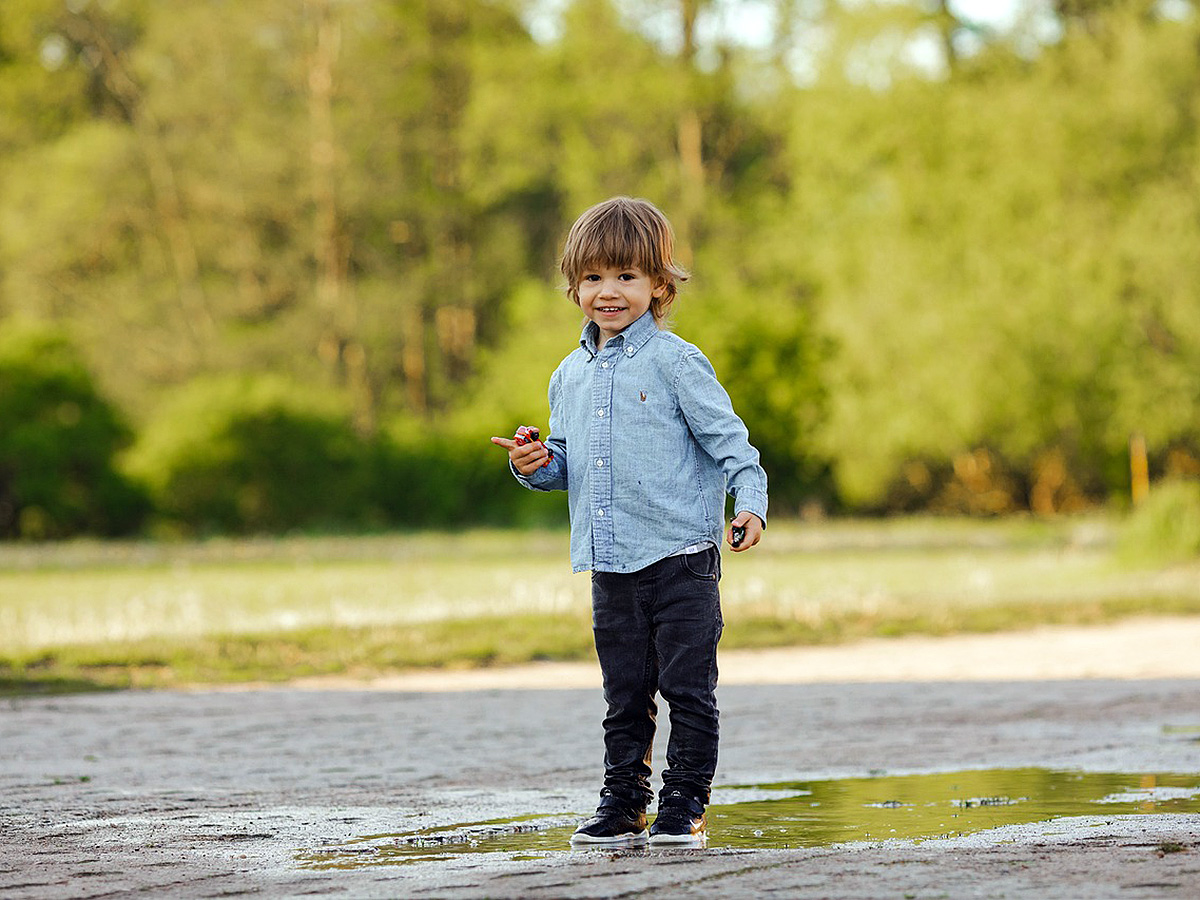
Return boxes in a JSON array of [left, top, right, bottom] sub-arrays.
[[675, 350, 768, 527]]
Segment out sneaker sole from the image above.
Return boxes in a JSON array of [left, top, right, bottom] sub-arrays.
[[648, 831, 707, 847], [570, 830, 648, 846]]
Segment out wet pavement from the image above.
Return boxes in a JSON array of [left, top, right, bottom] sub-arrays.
[[2, 678, 1199, 898]]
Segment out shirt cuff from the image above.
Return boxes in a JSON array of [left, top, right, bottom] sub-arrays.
[[510, 459, 557, 491], [733, 488, 768, 527]]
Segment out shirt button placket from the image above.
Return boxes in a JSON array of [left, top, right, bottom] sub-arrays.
[[591, 344, 617, 568]]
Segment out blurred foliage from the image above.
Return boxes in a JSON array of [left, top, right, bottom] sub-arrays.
[[0, 324, 148, 538], [121, 370, 567, 534], [377, 419, 566, 529], [1120, 478, 1200, 562], [124, 375, 377, 534], [1, 0, 1199, 535]]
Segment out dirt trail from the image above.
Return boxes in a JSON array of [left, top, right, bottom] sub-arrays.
[[276, 615, 1200, 693]]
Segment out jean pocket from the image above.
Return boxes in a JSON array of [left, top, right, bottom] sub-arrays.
[[681, 547, 719, 581]]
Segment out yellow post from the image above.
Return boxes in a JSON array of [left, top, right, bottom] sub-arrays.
[[1130, 433, 1150, 505]]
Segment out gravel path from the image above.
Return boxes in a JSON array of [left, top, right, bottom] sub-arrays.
[[3, 670, 1199, 898]]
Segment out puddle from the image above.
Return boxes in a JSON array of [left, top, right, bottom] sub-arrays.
[[296, 768, 1200, 870]]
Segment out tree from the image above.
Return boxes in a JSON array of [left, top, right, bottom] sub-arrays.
[[777, 0, 1200, 510]]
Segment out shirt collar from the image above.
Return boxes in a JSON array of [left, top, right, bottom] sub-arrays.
[[580, 310, 659, 359]]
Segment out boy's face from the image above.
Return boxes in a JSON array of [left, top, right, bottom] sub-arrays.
[[577, 264, 665, 344]]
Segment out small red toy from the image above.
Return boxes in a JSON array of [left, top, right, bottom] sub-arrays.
[[513, 426, 553, 468]]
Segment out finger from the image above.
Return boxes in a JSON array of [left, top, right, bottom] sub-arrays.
[[729, 516, 762, 551], [747, 524, 764, 549], [727, 524, 744, 549], [491, 437, 518, 450], [735, 512, 766, 531], [731, 532, 759, 552], [512, 446, 549, 474], [511, 441, 542, 460]]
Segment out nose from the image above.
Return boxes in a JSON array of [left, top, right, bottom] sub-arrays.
[[598, 277, 620, 297]]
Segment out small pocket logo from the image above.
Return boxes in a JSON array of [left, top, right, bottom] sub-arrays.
[[639, 391, 647, 402]]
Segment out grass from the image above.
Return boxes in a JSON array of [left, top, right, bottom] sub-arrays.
[[2, 516, 1199, 695]]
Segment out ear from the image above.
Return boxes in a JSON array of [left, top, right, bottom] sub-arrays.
[[652, 279, 668, 298]]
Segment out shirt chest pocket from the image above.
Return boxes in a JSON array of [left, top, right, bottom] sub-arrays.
[[622, 387, 687, 454]]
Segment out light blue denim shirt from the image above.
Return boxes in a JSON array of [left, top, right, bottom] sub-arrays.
[[513, 310, 768, 573]]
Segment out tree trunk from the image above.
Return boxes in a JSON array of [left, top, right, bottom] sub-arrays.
[[676, 0, 705, 264], [64, 10, 213, 363], [934, 0, 959, 75], [306, 0, 374, 433]]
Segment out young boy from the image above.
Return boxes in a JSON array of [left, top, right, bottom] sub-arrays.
[[490, 196, 767, 847]]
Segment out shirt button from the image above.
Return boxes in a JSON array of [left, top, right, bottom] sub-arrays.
[[626, 348, 634, 356], [601, 361, 609, 368], [597, 509, 605, 517], [596, 458, 604, 467], [597, 408, 605, 417]]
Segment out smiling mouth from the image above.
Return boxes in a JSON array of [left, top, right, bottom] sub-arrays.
[[597, 307, 626, 313]]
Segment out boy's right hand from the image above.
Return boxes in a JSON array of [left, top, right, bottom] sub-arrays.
[[490, 428, 551, 475]]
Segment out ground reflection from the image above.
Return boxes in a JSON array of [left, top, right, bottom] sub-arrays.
[[296, 768, 1200, 870]]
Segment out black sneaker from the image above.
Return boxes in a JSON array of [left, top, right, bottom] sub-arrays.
[[649, 791, 707, 846], [570, 797, 648, 845]]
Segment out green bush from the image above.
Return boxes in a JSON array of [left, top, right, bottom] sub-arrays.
[[714, 307, 836, 515], [1120, 479, 1200, 563], [126, 376, 377, 534], [0, 325, 148, 538], [126, 379, 566, 535], [374, 422, 565, 530]]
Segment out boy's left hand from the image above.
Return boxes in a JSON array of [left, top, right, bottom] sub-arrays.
[[728, 512, 764, 552]]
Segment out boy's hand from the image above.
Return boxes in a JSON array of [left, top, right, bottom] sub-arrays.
[[491, 430, 551, 475], [728, 512, 764, 552]]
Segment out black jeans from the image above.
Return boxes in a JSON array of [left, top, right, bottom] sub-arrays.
[[590, 546, 723, 810]]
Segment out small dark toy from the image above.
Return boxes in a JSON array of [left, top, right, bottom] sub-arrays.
[[731, 524, 746, 548], [514, 425, 553, 468]]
